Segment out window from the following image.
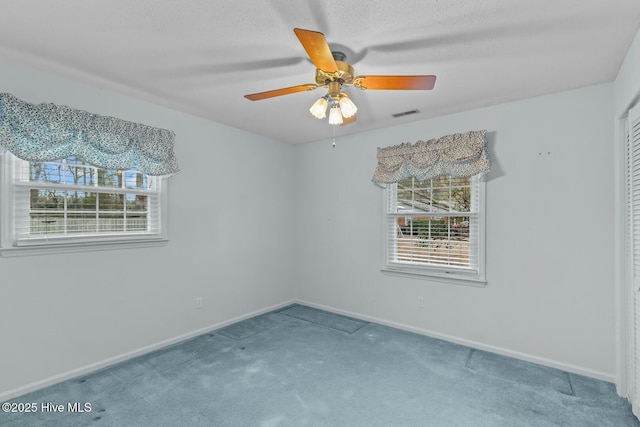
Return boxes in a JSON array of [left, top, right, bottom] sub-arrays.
[[383, 174, 486, 285], [0, 152, 167, 255]]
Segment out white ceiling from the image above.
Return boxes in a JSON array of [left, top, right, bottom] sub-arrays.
[[1, 1, 639, 144]]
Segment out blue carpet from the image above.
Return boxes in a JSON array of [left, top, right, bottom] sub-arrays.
[[1, 304, 637, 427], [466, 349, 575, 395], [278, 305, 368, 333], [218, 314, 279, 341]]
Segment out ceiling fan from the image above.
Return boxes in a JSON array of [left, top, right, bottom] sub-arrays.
[[244, 28, 436, 126]]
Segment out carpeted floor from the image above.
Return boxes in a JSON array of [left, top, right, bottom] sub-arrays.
[[2, 304, 638, 426]]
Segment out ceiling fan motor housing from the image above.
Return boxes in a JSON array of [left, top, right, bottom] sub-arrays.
[[315, 54, 355, 89]]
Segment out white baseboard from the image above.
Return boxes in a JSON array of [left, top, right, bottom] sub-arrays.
[[2, 298, 615, 402], [0, 300, 295, 402], [295, 299, 616, 383]]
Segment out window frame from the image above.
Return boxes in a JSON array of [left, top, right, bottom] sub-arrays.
[[381, 174, 487, 287], [0, 152, 169, 257]]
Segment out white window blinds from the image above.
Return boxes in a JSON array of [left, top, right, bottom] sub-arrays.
[[377, 131, 489, 284], [385, 175, 484, 282], [1, 153, 166, 252]]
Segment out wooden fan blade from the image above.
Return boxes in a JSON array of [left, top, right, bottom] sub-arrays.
[[293, 28, 338, 73], [353, 75, 436, 90], [244, 84, 318, 101], [341, 114, 357, 126]]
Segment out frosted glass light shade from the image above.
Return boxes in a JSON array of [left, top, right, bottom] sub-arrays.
[[328, 105, 343, 125], [309, 97, 328, 119], [339, 96, 357, 118]]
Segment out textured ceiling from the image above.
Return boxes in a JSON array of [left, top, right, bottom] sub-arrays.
[[1, 0, 639, 144]]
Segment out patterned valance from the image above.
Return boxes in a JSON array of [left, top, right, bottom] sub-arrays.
[[0, 93, 179, 176], [372, 130, 490, 184]]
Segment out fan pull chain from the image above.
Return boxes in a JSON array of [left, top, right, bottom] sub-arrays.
[[332, 126, 336, 148]]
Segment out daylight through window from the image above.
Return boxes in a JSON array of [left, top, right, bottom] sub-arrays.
[[1, 153, 166, 250], [385, 174, 485, 282]]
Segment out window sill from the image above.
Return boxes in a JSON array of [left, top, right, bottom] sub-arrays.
[[381, 267, 487, 287], [0, 238, 168, 257]]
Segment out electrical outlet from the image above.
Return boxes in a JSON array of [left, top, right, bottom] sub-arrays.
[[417, 297, 424, 309], [196, 297, 203, 309]]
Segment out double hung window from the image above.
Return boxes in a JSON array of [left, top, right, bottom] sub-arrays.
[[384, 174, 485, 285], [1, 153, 166, 254]]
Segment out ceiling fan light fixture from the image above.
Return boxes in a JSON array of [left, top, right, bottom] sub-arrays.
[[244, 28, 435, 129], [338, 95, 357, 118], [309, 96, 329, 119], [328, 103, 343, 125]]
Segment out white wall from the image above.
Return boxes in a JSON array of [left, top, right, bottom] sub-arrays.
[[0, 60, 297, 399], [614, 28, 640, 116], [294, 83, 616, 380]]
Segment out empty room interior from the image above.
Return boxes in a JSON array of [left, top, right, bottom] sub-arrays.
[[3, 1, 640, 426]]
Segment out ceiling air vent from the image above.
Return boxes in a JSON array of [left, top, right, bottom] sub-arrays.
[[392, 109, 420, 118]]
